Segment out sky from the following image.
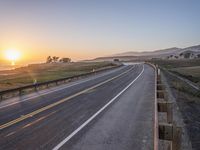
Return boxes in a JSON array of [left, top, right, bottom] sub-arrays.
[[0, 0, 200, 63]]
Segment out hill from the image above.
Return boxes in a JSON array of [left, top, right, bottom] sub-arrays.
[[94, 44, 200, 61]]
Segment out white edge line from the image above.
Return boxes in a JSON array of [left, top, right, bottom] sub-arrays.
[[0, 66, 128, 109], [52, 65, 144, 150]]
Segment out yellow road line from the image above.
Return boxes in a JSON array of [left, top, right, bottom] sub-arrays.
[[0, 66, 134, 130], [22, 111, 57, 129], [5, 131, 16, 137]]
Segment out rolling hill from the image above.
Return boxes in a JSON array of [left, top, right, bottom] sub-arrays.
[[94, 45, 200, 61]]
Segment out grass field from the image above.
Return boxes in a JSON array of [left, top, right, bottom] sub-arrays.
[[171, 66, 200, 84], [0, 62, 117, 91], [151, 59, 200, 69], [150, 59, 200, 85]]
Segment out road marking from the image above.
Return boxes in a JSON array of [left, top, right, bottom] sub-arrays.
[[22, 111, 57, 129], [5, 131, 16, 137], [0, 66, 134, 130], [53, 65, 144, 150], [3, 111, 57, 139], [85, 88, 96, 94], [0, 66, 126, 109]]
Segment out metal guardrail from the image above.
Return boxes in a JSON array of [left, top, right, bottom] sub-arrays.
[[156, 70, 182, 150], [146, 62, 182, 150], [0, 65, 120, 100], [145, 62, 159, 150]]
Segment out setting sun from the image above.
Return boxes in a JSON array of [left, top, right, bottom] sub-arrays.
[[5, 49, 20, 61], [4, 49, 21, 65]]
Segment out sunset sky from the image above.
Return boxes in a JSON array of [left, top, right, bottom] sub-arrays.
[[0, 0, 200, 63]]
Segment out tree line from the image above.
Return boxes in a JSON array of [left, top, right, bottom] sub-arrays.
[[167, 52, 200, 59], [46, 56, 71, 63]]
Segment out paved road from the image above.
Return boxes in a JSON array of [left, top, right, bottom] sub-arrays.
[[0, 63, 155, 150]]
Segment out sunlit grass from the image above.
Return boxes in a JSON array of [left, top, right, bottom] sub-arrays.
[[0, 62, 116, 91]]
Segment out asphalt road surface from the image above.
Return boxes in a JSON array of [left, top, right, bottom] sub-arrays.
[[0, 63, 155, 150]]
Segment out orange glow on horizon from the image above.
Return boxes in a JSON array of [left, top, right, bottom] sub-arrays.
[[0, 46, 107, 65]]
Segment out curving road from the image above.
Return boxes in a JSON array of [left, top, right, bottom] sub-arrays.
[[0, 63, 155, 150]]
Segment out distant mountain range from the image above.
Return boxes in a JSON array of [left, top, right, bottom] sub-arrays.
[[94, 45, 200, 61]]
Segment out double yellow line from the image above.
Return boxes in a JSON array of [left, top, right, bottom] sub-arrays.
[[0, 66, 135, 130]]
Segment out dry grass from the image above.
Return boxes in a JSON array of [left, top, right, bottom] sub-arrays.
[[0, 62, 116, 91], [171, 66, 200, 84], [163, 69, 200, 149], [150, 59, 200, 69], [150, 59, 200, 85], [171, 66, 200, 77]]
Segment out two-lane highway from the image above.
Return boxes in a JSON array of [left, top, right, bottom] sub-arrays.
[[0, 63, 155, 150]]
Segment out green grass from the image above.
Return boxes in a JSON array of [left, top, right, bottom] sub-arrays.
[[0, 62, 117, 91]]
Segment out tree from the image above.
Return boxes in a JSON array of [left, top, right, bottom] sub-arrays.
[[52, 56, 59, 62], [174, 56, 178, 59], [183, 52, 191, 59], [60, 58, 71, 63], [113, 58, 119, 62], [46, 56, 52, 63]]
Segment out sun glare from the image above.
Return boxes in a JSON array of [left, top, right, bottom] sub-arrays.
[[5, 49, 21, 65]]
